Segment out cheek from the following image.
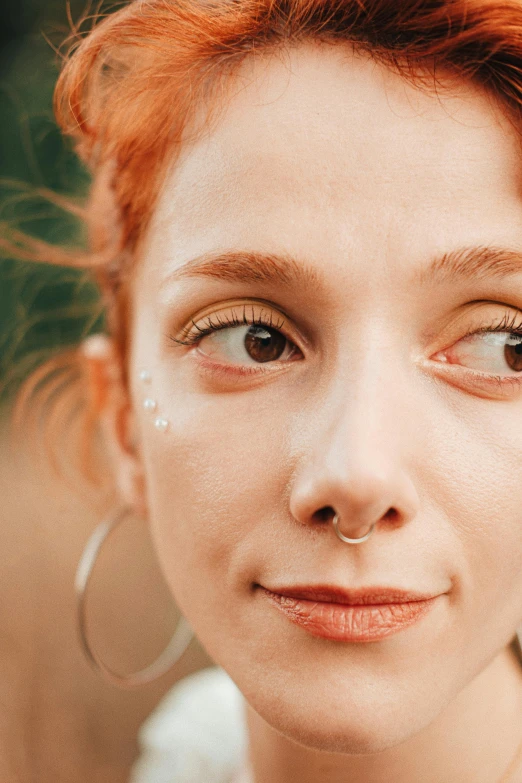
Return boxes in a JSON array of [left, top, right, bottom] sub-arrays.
[[425, 404, 522, 632], [138, 387, 292, 644]]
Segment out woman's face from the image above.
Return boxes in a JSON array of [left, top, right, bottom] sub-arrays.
[[118, 43, 522, 751]]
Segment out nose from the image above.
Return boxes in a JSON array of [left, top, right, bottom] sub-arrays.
[[289, 382, 421, 542]]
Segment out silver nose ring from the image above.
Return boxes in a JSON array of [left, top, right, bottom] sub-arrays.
[[332, 513, 376, 544]]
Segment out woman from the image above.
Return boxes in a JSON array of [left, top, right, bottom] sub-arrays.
[[9, 0, 522, 780]]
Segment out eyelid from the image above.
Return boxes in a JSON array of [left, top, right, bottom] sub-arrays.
[[421, 305, 521, 355], [172, 299, 307, 350]]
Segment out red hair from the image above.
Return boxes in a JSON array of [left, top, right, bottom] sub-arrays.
[[7, 0, 522, 481]]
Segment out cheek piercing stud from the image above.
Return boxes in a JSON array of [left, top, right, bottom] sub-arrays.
[[139, 372, 167, 431], [154, 417, 170, 433]]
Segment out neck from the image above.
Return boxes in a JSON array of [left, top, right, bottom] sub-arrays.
[[246, 642, 522, 783]]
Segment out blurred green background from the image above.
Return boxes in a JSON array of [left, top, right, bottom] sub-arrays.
[[0, 1, 106, 402]]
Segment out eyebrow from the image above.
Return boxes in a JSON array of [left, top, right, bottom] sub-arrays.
[[161, 245, 522, 289], [414, 245, 522, 285], [162, 250, 321, 288]]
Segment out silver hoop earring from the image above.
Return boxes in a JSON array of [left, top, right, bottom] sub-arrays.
[[332, 513, 376, 544], [514, 627, 522, 667], [75, 506, 193, 689]]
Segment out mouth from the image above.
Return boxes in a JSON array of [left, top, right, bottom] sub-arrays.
[[258, 584, 442, 642]]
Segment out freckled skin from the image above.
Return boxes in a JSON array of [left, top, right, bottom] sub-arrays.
[[99, 42, 522, 783]]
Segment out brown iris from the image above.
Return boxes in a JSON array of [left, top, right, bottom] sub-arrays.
[[506, 338, 522, 372], [244, 325, 287, 363]]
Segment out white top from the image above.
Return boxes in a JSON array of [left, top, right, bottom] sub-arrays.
[[130, 667, 252, 783]]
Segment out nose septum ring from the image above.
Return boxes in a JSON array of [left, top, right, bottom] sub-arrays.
[[332, 513, 376, 544]]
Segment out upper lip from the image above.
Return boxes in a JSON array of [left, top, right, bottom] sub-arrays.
[[261, 584, 441, 605]]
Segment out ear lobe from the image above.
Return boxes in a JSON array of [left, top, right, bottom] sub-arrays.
[[81, 335, 148, 518], [112, 398, 148, 518]]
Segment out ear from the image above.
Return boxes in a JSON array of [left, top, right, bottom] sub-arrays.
[[81, 334, 147, 518]]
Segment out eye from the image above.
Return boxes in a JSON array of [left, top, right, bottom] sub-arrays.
[[170, 304, 301, 367], [199, 322, 298, 365], [432, 315, 522, 377]]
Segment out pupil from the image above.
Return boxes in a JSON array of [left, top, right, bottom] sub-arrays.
[[244, 326, 287, 363], [506, 338, 522, 372]]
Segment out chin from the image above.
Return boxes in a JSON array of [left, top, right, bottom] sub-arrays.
[[257, 704, 414, 755], [241, 669, 445, 756]]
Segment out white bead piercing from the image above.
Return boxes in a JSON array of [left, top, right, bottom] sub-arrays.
[[139, 370, 152, 383], [154, 418, 169, 433], [143, 398, 157, 412]]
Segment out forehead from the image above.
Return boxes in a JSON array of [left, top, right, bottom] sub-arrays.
[[140, 42, 522, 281]]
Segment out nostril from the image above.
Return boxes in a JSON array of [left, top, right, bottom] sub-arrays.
[[312, 506, 399, 527], [312, 506, 336, 524]]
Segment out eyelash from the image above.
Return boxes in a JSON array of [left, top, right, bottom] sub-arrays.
[[463, 310, 522, 340], [171, 307, 522, 344], [169, 304, 288, 347]]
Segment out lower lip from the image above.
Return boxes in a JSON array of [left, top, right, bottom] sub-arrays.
[[260, 589, 439, 642]]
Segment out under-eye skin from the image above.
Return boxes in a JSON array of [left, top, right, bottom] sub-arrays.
[[424, 365, 522, 400]]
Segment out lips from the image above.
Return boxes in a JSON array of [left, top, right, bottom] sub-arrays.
[[259, 584, 441, 642]]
